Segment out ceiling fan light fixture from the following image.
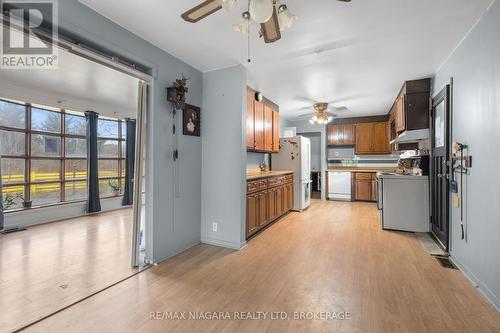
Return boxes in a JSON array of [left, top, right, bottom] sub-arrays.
[[249, 0, 274, 24], [218, 0, 237, 11], [233, 11, 250, 35], [277, 4, 297, 31]]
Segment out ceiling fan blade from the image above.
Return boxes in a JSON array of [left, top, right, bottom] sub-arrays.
[[260, 6, 281, 43], [297, 113, 313, 118], [181, 0, 222, 23]]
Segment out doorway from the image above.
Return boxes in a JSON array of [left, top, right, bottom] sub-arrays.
[[430, 85, 451, 250], [299, 132, 321, 199]]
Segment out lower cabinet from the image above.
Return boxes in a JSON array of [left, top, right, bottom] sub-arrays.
[[246, 174, 294, 239], [353, 172, 378, 202]]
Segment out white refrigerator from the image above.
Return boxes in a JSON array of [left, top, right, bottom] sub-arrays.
[[272, 136, 312, 211]]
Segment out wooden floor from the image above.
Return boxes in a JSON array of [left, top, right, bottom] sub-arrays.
[[14, 200, 500, 332], [0, 208, 137, 332]]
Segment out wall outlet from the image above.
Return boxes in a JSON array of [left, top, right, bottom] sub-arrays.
[[212, 222, 218, 232]]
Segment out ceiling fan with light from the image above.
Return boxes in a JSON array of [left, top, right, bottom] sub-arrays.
[[181, 0, 297, 45], [295, 102, 349, 125]]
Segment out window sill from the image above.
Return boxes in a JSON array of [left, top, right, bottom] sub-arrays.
[[4, 195, 124, 214]]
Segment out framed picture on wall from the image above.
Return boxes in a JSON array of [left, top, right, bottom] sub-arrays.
[[182, 104, 200, 137]]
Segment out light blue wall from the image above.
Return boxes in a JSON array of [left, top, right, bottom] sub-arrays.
[[201, 65, 247, 249], [58, 0, 202, 262], [434, 0, 500, 310]]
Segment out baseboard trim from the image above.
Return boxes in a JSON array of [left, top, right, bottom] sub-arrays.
[[201, 237, 246, 250], [449, 254, 500, 312]]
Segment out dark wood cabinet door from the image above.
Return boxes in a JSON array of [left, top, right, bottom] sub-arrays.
[[257, 191, 268, 227], [276, 186, 284, 216], [342, 125, 355, 145], [254, 101, 265, 151], [246, 91, 255, 150], [268, 189, 277, 221], [354, 179, 372, 201], [372, 122, 390, 153], [272, 110, 280, 153], [246, 195, 258, 236], [264, 106, 274, 152], [327, 125, 343, 145], [355, 123, 373, 154], [287, 183, 293, 210]]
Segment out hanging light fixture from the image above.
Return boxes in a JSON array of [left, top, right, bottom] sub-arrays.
[[249, 0, 274, 23], [218, 0, 237, 11], [277, 4, 297, 31], [233, 11, 251, 35], [310, 103, 333, 125]]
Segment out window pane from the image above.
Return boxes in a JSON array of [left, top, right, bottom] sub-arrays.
[[99, 178, 120, 197], [31, 159, 60, 182], [98, 160, 119, 178], [98, 139, 118, 158], [2, 185, 25, 210], [31, 183, 60, 206], [0, 100, 26, 128], [121, 121, 127, 139], [0, 130, 25, 156], [121, 141, 126, 158], [65, 137, 86, 157], [65, 114, 86, 135], [31, 134, 61, 156], [1, 158, 25, 184], [121, 159, 125, 177], [64, 181, 87, 202], [65, 160, 87, 180], [98, 119, 118, 138], [31, 108, 61, 133]]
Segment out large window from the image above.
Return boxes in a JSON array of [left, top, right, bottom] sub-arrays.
[[0, 99, 126, 210], [97, 118, 126, 198]]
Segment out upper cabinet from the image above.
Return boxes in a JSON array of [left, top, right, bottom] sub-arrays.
[[355, 122, 390, 155], [327, 124, 355, 146], [247, 87, 281, 153], [391, 78, 431, 134]]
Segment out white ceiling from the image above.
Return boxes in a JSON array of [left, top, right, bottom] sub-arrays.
[[79, 0, 492, 119], [0, 41, 139, 118]]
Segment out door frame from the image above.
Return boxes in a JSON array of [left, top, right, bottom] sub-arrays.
[[430, 83, 452, 251]]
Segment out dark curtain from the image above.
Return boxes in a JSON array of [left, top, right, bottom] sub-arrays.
[[85, 111, 101, 213], [122, 118, 136, 206], [0, 155, 4, 230]]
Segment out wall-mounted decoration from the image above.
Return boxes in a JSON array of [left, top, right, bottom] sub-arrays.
[[166, 74, 189, 111], [183, 104, 201, 137]]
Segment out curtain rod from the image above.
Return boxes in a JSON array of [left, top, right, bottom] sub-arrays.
[[0, 16, 153, 82]]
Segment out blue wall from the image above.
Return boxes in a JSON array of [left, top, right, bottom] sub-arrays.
[[59, 0, 203, 262], [434, 0, 500, 310]]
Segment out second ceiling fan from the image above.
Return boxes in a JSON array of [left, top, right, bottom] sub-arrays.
[[181, 0, 298, 44]]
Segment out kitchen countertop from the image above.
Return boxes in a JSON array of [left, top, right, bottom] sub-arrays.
[[246, 170, 294, 180], [327, 166, 398, 173]]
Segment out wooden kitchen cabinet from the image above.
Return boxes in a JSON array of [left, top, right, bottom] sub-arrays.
[[246, 174, 293, 239], [246, 194, 258, 236], [355, 122, 390, 154], [254, 100, 265, 151], [327, 124, 355, 146], [247, 87, 281, 153], [391, 78, 431, 134], [272, 110, 280, 152], [264, 105, 274, 152], [246, 90, 255, 149], [353, 172, 378, 202], [395, 96, 406, 133]]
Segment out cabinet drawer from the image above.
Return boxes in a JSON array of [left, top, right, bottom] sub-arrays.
[[354, 173, 373, 180], [268, 176, 284, 188], [247, 179, 268, 193]]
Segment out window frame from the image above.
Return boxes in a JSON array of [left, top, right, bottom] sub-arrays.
[[1, 99, 126, 210], [97, 117, 125, 198]]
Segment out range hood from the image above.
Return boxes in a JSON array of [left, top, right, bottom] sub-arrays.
[[390, 129, 430, 144]]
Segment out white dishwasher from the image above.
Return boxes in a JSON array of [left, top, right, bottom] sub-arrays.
[[328, 171, 352, 201]]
